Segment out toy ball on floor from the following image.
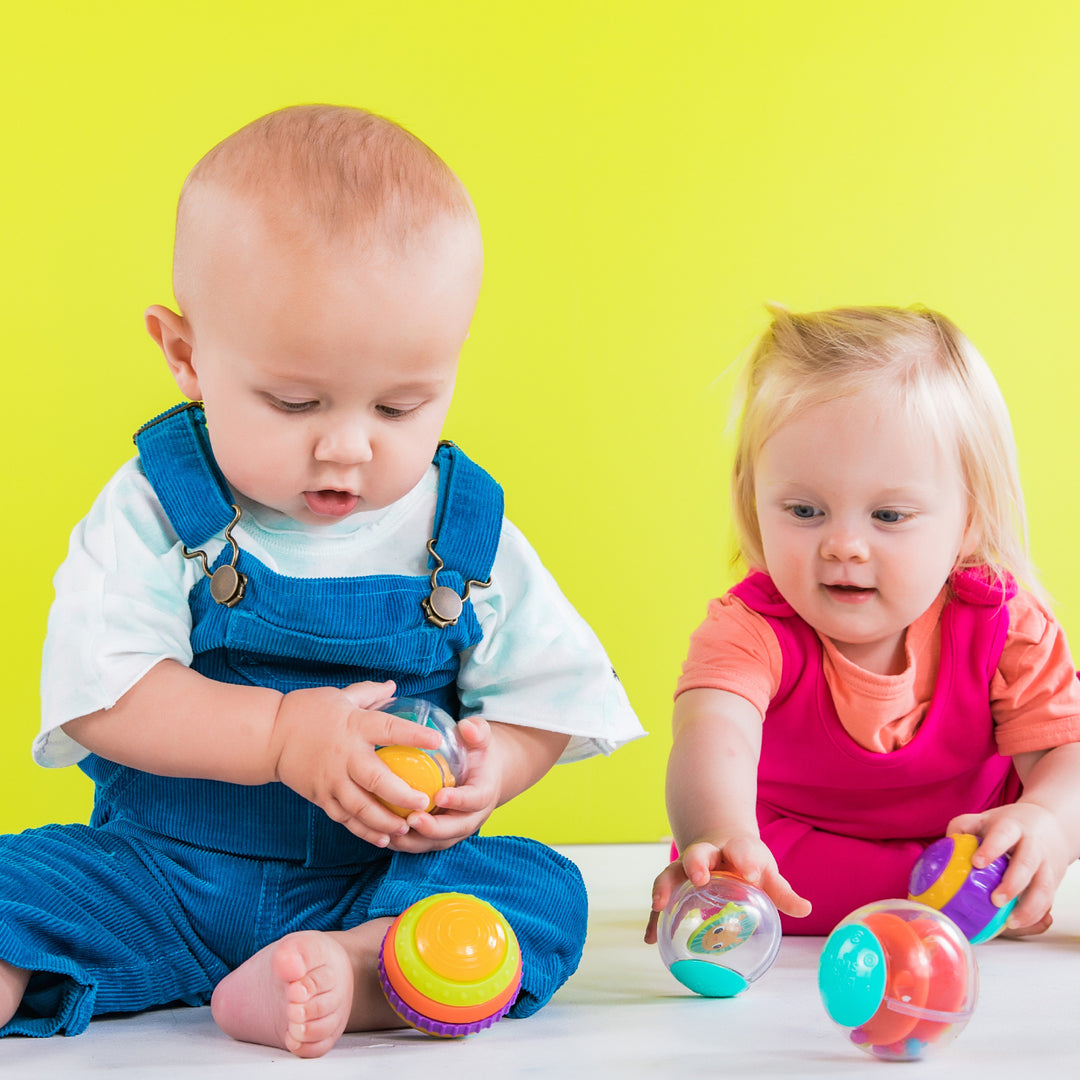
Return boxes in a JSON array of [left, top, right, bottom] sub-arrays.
[[908, 833, 1015, 943], [657, 871, 782, 997], [378, 892, 522, 1037], [818, 899, 978, 1062], [375, 697, 468, 816]]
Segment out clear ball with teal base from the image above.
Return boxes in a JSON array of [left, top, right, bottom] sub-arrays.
[[657, 872, 782, 997]]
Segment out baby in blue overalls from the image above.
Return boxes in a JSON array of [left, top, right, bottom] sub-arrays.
[[0, 105, 643, 1056]]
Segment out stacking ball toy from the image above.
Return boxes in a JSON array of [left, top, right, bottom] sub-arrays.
[[378, 892, 522, 1037], [909, 833, 1015, 943], [656, 871, 782, 997], [375, 697, 468, 816], [818, 899, 978, 1062]]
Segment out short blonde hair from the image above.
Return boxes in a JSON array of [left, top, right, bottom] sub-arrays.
[[174, 104, 477, 298], [730, 304, 1038, 593]]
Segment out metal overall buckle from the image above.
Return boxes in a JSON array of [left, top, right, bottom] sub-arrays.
[[422, 538, 491, 628], [180, 504, 248, 607]]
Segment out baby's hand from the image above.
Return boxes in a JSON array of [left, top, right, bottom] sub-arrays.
[[947, 803, 1070, 934], [644, 837, 811, 944], [271, 680, 445, 847], [388, 716, 498, 853]]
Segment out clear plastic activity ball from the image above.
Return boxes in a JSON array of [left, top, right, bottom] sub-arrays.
[[818, 899, 978, 1062], [909, 833, 1015, 943], [657, 872, 782, 997], [375, 697, 468, 815]]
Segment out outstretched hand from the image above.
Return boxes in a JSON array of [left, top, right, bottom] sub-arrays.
[[644, 836, 811, 944]]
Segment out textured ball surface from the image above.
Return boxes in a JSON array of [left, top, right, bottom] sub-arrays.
[[909, 833, 1015, 942], [819, 899, 978, 1061], [379, 893, 522, 1037]]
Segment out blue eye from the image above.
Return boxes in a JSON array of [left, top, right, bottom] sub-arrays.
[[873, 509, 907, 524], [788, 504, 820, 520]]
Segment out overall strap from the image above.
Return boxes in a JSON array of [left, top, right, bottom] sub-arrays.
[[133, 402, 237, 548], [430, 441, 505, 584]]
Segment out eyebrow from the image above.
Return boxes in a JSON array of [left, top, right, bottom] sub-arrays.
[[257, 372, 449, 395], [378, 378, 449, 394], [765, 480, 933, 502]]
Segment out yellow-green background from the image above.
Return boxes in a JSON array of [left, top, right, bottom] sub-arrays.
[[4, 1, 1080, 844]]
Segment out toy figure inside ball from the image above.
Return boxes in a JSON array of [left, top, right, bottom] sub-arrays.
[[657, 872, 782, 997], [375, 697, 468, 816], [818, 899, 978, 1062], [909, 833, 1015, 943]]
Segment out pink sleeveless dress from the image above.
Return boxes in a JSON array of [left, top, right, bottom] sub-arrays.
[[731, 568, 1021, 934]]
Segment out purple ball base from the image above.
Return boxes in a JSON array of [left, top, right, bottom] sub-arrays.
[[910, 836, 1014, 942], [377, 950, 517, 1038]]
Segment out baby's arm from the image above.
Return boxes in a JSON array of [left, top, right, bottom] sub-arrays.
[[384, 717, 571, 852], [62, 658, 444, 848], [377, 514, 640, 854], [645, 688, 810, 943], [948, 742, 1080, 933]]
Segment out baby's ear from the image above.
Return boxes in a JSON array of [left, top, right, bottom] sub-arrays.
[[145, 304, 200, 400]]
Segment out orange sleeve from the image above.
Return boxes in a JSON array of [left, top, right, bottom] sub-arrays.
[[992, 591, 1080, 756], [675, 594, 782, 718]]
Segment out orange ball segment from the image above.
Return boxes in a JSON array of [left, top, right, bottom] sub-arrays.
[[378, 893, 523, 1038], [375, 745, 453, 815], [373, 697, 468, 817]]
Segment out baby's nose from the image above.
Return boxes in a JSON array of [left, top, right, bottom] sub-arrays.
[[314, 423, 373, 464], [820, 526, 869, 561]]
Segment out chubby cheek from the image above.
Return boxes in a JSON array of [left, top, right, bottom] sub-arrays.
[[760, 526, 802, 575], [208, 424, 295, 500], [762, 537, 817, 606]]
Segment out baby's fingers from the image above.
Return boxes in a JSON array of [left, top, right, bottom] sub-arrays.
[[344, 752, 432, 817], [431, 780, 489, 814], [1001, 911, 1053, 938], [720, 836, 778, 887], [650, 860, 691, 914], [455, 715, 491, 750], [321, 794, 406, 848], [1003, 861, 1055, 932], [972, 818, 1024, 869], [945, 813, 1017, 869], [644, 909, 662, 945], [340, 680, 397, 711], [647, 864, 687, 943], [363, 713, 442, 752], [759, 867, 812, 920], [680, 844, 722, 887]]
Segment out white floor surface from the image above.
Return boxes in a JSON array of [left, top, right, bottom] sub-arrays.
[[2, 843, 1078, 1079]]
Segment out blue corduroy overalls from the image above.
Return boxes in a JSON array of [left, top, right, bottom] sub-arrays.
[[0, 403, 587, 1037]]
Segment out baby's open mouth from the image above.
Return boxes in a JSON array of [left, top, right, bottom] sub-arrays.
[[303, 490, 360, 517], [824, 583, 875, 600]]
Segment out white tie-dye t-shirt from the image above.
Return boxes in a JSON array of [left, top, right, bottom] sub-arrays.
[[37, 458, 644, 768]]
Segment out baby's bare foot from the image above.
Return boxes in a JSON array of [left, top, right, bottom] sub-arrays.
[[212, 931, 355, 1058]]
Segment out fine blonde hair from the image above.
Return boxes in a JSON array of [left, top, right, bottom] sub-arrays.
[[173, 104, 477, 299], [730, 304, 1038, 594]]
